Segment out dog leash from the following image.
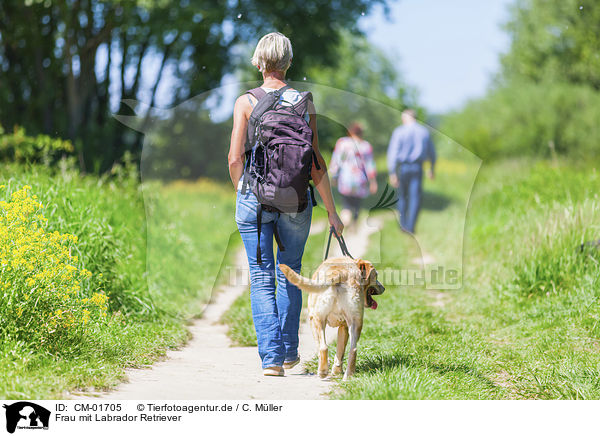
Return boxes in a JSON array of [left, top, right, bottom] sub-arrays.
[[324, 225, 354, 260]]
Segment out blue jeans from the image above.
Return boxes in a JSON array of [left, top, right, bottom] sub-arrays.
[[396, 163, 423, 233], [235, 187, 312, 369]]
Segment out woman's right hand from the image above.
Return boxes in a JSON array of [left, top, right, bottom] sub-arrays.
[[328, 211, 344, 235], [369, 179, 378, 195]]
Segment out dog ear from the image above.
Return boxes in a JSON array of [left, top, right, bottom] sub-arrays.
[[355, 259, 375, 283]]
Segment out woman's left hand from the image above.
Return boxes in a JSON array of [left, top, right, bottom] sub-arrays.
[[328, 211, 344, 235], [369, 180, 378, 195]]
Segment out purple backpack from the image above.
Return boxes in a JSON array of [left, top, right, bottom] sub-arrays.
[[241, 85, 319, 263]]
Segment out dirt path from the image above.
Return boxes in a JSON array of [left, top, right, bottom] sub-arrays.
[[72, 218, 380, 400]]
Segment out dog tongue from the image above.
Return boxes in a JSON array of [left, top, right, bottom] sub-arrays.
[[371, 299, 378, 310]]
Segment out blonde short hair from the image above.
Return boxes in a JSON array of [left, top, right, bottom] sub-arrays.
[[251, 32, 293, 73]]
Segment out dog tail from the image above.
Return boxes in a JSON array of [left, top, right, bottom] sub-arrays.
[[279, 264, 335, 293]]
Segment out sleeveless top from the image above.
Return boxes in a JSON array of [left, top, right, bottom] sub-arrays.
[[248, 86, 310, 123]]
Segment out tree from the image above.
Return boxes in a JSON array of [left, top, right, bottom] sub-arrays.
[[441, 0, 600, 161], [500, 0, 600, 88], [303, 29, 420, 155], [0, 0, 391, 173], [132, 29, 419, 182]]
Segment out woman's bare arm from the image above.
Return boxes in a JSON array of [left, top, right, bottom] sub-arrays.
[[228, 95, 254, 188]]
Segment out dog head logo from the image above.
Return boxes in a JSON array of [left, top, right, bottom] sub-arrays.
[[115, 80, 480, 300], [3, 402, 50, 434]]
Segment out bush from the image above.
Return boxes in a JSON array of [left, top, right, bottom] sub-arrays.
[[441, 81, 600, 160], [0, 125, 74, 166], [0, 185, 108, 350], [0, 162, 240, 397], [24, 164, 156, 317]]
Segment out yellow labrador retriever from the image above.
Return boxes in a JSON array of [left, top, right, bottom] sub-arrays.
[[279, 257, 384, 380]]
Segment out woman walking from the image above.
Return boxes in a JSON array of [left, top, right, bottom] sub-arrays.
[[329, 122, 378, 227], [228, 32, 343, 376]]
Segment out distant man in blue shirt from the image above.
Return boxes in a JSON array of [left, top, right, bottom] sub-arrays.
[[387, 109, 436, 234]]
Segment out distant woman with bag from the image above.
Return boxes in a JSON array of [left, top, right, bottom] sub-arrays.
[[228, 32, 343, 376], [330, 122, 378, 226]]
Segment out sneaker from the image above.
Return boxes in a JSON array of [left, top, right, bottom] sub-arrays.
[[263, 366, 284, 376], [283, 356, 300, 370]]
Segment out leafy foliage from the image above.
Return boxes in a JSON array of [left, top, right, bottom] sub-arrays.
[[0, 125, 74, 165], [0, 163, 237, 398], [233, 0, 389, 80], [501, 0, 600, 88], [0, 0, 390, 173], [140, 30, 416, 181], [0, 185, 108, 351], [140, 103, 232, 181], [441, 80, 600, 160], [304, 29, 421, 155], [440, 0, 600, 161]]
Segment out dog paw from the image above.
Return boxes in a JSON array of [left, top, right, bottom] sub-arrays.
[[318, 370, 329, 378], [331, 365, 343, 376]]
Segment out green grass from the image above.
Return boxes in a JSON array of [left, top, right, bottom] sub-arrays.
[[220, 291, 255, 347], [0, 163, 237, 399], [143, 179, 237, 318], [6, 155, 598, 400], [221, 157, 600, 399], [333, 159, 600, 399]]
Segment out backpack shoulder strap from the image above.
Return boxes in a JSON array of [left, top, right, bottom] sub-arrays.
[[302, 91, 313, 101], [245, 87, 288, 152], [246, 87, 267, 101], [293, 90, 314, 118]]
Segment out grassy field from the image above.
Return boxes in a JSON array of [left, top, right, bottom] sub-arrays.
[[335, 159, 600, 399], [0, 163, 237, 399], [4, 155, 598, 400], [222, 158, 600, 399]]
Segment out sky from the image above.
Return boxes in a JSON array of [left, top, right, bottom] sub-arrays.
[[360, 0, 514, 113]]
